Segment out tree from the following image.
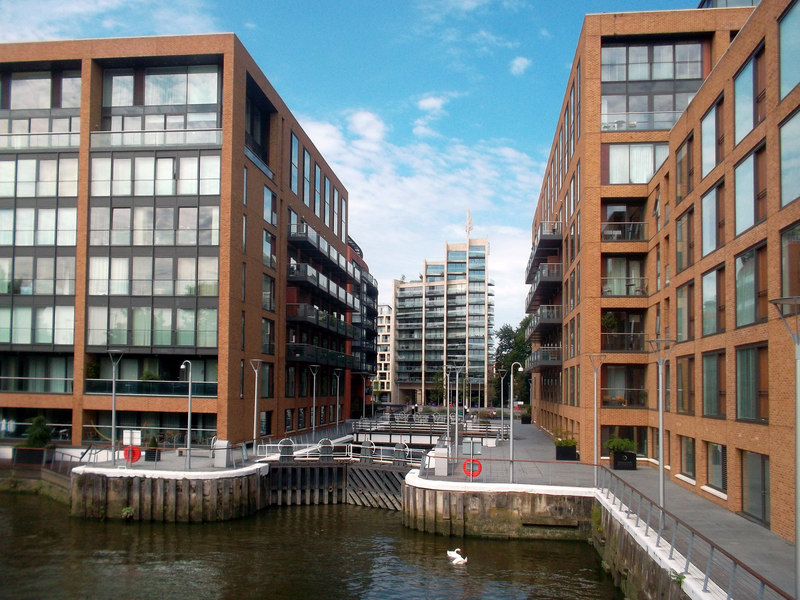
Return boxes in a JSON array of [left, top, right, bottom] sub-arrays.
[[25, 415, 52, 448], [493, 315, 532, 406]]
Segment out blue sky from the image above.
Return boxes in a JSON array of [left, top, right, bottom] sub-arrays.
[[0, 0, 694, 331]]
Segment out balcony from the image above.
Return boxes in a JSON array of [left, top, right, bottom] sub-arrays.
[[601, 110, 682, 132], [525, 221, 563, 281], [0, 376, 73, 394], [288, 224, 356, 281], [601, 387, 648, 408], [601, 277, 648, 297], [525, 263, 562, 311], [91, 129, 222, 149], [287, 263, 355, 310], [286, 343, 356, 369], [600, 222, 647, 242], [525, 305, 563, 342], [601, 332, 647, 352], [286, 303, 357, 339], [85, 379, 217, 397], [525, 346, 562, 372], [1, 132, 80, 149]]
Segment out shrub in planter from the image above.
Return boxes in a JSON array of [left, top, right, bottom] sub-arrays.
[[554, 437, 578, 460], [604, 437, 637, 470], [144, 435, 161, 462]]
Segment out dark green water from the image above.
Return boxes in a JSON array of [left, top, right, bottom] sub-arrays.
[[0, 492, 622, 600]]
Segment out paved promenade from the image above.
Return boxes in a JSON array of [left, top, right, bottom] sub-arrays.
[[468, 421, 795, 596]]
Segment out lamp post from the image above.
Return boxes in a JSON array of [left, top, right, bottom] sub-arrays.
[[334, 368, 342, 425], [309, 364, 319, 434], [108, 351, 123, 466], [360, 373, 368, 420], [180, 360, 192, 470], [769, 296, 800, 600], [249, 358, 263, 452], [453, 363, 464, 461], [509, 361, 523, 483], [498, 367, 508, 442], [589, 354, 606, 488], [648, 339, 674, 509]]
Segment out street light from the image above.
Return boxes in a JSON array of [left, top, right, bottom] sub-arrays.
[[509, 361, 523, 483], [249, 359, 263, 452], [179, 360, 192, 470], [769, 296, 800, 600], [108, 350, 123, 466], [648, 339, 674, 509], [334, 368, 342, 425], [497, 367, 508, 443], [309, 364, 319, 434], [589, 354, 606, 488]]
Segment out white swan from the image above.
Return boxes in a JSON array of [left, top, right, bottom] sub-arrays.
[[446, 548, 462, 560], [451, 554, 468, 565]]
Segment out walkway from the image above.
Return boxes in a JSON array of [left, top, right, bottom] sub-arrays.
[[459, 421, 795, 596]]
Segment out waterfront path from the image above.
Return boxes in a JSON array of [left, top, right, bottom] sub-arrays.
[[458, 421, 795, 596]]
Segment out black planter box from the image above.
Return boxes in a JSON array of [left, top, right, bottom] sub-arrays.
[[13, 447, 49, 465], [144, 449, 161, 462], [521, 417, 532, 424], [555, 445, 578, 460], [611, 451, 637, 470]]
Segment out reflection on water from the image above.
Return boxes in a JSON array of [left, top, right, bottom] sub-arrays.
[[0, 493, 622, 600]]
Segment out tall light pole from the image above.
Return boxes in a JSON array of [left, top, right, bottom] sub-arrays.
[[309, 364, 319, 433], [108, 350, 123, 466], [334, 368, 342, 424], [498, 367, 508, 442], [769, 296, 800, 600], [589, 354, 607, 488], [648, 339, 674, 509], [452, 363, 464, 461], [180, 360, 192, 470], [509, 362, 523, 483], [249, 358, 263, 451]]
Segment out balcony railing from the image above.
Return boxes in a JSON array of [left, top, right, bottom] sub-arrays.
[[288, 263, 355, 309], [0, 376, 73, 394], [286, 303, 357, 338], [601, 111, 682, 132], [0, 132, 80, 149], [286, 343, 356, 369], [90, 128, 222, 148], [601, 222, 647, 242], [525, 346, 562, 371], [601, 277, 648, 297], [288, 224, 356, 280], [84, 379, 217, 397], [525, 305, 563, 341], [601, 387, 648, 408], [601, 332, 647, 352]]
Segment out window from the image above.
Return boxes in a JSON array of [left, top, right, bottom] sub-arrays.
[[735, 245, 767, 327], [285, 366, 296, 397], [261, 318, 274, 354], [290, 133, 299, 195], [734, 47, 765, 145], [314, 164, 322, 218], [298, 407, 306, 430], [680, 436, 695, 479], [676, 355, 695, 415], [701, 183, 725, 256], [10, 73, 51, 109], [284, 408, 294, 432], [736, 345, 768, 423], [742, 451, 769, 525], [262, 230, 276, 268], [781, 111, 800, 207], [262, 274, 275, 311], [735, 146, 766, 235], [702, 267, 725, 335], [676, 136, 693, 204], [780, 2, 800, 99], [601, 42, 701, 82], [675, 208, 694, 272], [604, 143, 669, 184], [701, 99, 724, 178], [707, 443, 727, 493], [781, 221, 800, 297], [264, 187, 277, 226], [702, 352, 726, 417]]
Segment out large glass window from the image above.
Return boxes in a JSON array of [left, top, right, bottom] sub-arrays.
[[736, 345, 768, 422], [675, 137, 693, 204], [735, 147, 767, 235], [707, 443, 727, 493], [676, 355, 695, 415], [742, 451, 769, 525], [780, 2, 800, 99], [702, 183, 725, 256], [701, 100, 724, 178], [702, 267, 725, 336], [734, 48, 766, 145], [605, 143, 668, 184], [680, 436, 696, 479], [781, 111, 800, 207], [735, 245, 767, 327], [10, 73, 51, 109], [781, 221, 800, 297], [290, 133, 299, 195], [675, 209, 693, 273], [702, 352, 726, 417]]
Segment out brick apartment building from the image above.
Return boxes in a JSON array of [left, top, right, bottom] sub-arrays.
[[0, 34, 377, 448], [526, 0, 799, 541]]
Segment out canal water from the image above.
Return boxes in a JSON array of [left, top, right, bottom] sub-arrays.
[[0, 493, 622, 600]]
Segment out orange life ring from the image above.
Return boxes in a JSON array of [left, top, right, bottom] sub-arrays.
[[124, 446, 141, 462], [463, 458, 482, 477]]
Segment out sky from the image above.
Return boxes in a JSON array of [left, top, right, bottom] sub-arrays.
[[0, 0, 695, 332]]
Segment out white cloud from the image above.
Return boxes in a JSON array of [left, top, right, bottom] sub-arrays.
[[418, 96, 448, 112], [539, 27, 554, 39], [299, 109, 544, 331], [510, 56, 532, 76], [347, 111, 387, 142]]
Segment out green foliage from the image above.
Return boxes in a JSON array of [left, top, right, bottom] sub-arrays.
[[25, 416, 52, 448], [591, 505, 604, 533], [494, 315, 532, 405], [554, 438, 577, 447], [148, 435, 158, 448], [603, 437, 636, 453], [140, 370, 158, 381], [670, 570, 686, 585], [121, 506, 135, 520]]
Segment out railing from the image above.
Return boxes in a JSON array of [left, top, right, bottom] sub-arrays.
[[0, 132, 80, 149], [601, 277, 648, 297], [286, 343, 356, 368], [286, 303, 357, 338], [0, 376, 74, 394], [256, 439, 425, 467], [598, 469, 791, 600], [601, 387, 648, 408], [601, 221, 647, 242], [601, 111, 682, 131], [601, 332, 647, 352], [80, 425, 218, 447], [84, 379, 218, 397], [90, 129, 222, 148], [525, 346, 562, 370]]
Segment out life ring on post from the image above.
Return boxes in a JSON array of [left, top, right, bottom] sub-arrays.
[[124, 446, 141, 463], [463, 458, 482, 477]]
